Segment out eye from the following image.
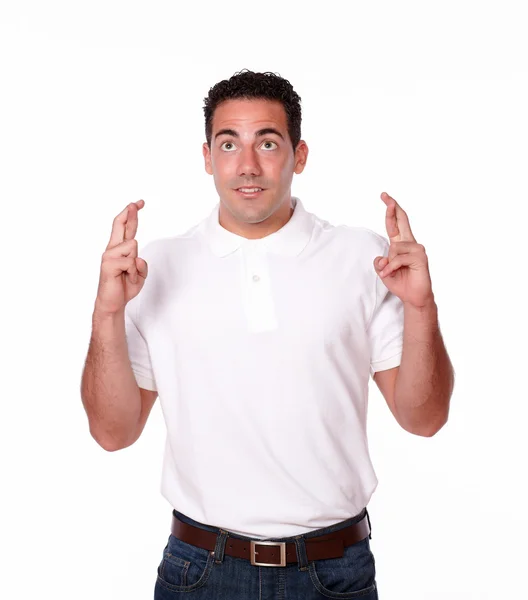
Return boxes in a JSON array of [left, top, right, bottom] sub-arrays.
[[262, 140, 278, 150], [220, 141, 236, 151]]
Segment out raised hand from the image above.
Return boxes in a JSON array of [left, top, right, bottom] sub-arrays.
[[373, 192, 434, 308], [94, 200, 148, 316]]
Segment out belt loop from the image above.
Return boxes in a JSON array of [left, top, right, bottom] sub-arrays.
[[213, 529, 229, 565], [365, 508, 372, 540], [294, 535, 309, 571]]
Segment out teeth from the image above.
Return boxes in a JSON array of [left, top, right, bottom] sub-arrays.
[[238, 188, 262, 193]]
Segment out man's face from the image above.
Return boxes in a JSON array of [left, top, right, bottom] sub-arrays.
[[202, 98, 308, 233]]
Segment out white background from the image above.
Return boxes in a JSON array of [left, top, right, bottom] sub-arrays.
[[1, 1, 527, 598]]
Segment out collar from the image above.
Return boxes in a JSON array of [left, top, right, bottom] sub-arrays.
[[200, 196, 314, 257]]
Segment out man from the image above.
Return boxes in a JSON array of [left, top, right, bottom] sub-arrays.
[[81, 69, 454, 599]]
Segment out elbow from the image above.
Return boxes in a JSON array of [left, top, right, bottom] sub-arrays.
[[90, 427, 135, 452], [91, 430, 121, 452], [410, 414, 449, 437], [99, 439, 124, 452], [415, 424, 444, 438], [398, 392, 451, 438]]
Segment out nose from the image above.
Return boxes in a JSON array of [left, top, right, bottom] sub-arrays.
[[236, 146, 262, 178]]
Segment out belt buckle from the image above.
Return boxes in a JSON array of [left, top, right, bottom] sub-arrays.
[[250, 540, 287, 567]]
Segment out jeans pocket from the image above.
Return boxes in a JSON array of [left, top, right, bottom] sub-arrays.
[[156, 534, 215, 593], [307, 537, 378, 598]]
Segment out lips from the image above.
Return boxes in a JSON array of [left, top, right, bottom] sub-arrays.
[[234, 187, 266, 198]]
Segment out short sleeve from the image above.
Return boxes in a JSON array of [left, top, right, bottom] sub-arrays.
[[124, 294, 158, 391], [367, 240, 404, 378]]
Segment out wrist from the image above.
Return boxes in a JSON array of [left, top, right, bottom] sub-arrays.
[[93, 302, 125, 322], [403, 295, 437, 314], [403, 299, 440, 344]]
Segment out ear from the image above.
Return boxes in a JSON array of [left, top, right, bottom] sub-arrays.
[[202, 142, 213, 175], [293, 141, 308, 174]]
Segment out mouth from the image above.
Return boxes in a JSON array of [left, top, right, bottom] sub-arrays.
[[234, 187, 266, 198]]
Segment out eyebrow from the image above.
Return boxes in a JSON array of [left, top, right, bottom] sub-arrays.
[[214, 127, 285, 141]]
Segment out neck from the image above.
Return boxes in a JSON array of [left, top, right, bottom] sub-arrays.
[[219, 197, 295, 239]]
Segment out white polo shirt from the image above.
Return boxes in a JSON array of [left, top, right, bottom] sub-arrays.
[[124, 196, 404, 539]]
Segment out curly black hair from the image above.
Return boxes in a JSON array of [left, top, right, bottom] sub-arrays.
[[203, 69, 302, 152]]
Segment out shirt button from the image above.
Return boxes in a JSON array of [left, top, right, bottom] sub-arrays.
[[252, 274, 260, 282]]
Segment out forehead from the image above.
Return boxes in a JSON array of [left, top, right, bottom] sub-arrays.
[[212, 98, 288, 133]]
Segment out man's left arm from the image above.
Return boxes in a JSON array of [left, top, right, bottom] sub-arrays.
[[373, 192, 455, 437]]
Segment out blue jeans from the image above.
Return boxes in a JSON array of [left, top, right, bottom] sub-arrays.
[[154, 507, 379, 599]]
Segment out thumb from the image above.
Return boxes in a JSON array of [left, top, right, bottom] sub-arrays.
[[374, 256, 387, 272], [135, 257, 148, 279]]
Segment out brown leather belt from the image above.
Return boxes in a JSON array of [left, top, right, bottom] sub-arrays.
[[170, 511, 371, 567]]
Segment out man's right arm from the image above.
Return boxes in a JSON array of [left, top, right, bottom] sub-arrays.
[[80, 307, 144, 451]]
